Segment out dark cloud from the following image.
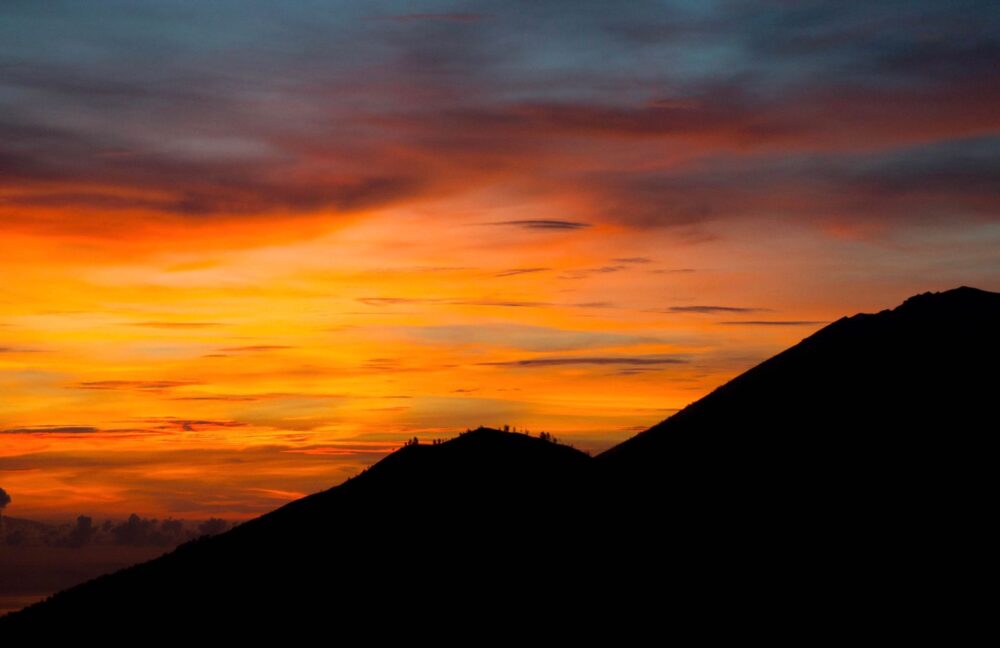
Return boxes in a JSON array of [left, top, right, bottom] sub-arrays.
[[131, 322, 223, 329], [370, 13, 487, 23], [388, 265, 476, 273], [665, 306, 767, 314], [428, 95, 773, 141], [615, 367, 670, 376], [218, 345, 294, 352], [61, 515, 97, 548], [578, 135, 1000, 230], [719, 320, 827, 326], [401, 323, 661, 352], [356, 297, 445, 306], [0, 513, 232, 549], [362, 358, 404, 372], [559, 265, 627, 279], [356, 296, 609, 310], [169, 391, 345, 402], [1, 426, 100, 435], [137, 515, 200, 542], [612, 257, 652, 264], [494, 267, 549, 277], [450, 299, 553, 308], [111, 514, 188, 547], [491, 220, 591, 230], [481, 355, 687, 367], [134, 418, 248, 433], [198, 518, 229, 536], [169, 395, 263, 402], [1, 1, 997, 237], [75, 380, 200, 391]]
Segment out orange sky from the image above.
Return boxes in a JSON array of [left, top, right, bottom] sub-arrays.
[[4, 202, 996, 520], [2, 1, 999, 521]]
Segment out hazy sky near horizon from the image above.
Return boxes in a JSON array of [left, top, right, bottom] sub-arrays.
[[2, 1, 999, 520]]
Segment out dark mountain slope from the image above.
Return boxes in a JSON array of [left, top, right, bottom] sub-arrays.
[[2, 428, 597, 631], [600, 286, 998, 466], [594, 286, 999, 539], [4, 287, 997, 634]]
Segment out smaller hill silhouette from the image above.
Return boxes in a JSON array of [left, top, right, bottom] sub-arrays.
[[2, 428, 596, 632]]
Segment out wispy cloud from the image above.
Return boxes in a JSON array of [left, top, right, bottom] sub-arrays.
[[1, 425, 101, 434], [450, 299, 552, 308], [494, 267, 549, 277], [356, 297, 446, 306], [369, 13, 487, 23], [718, 320, 826, 326], [663, 305, 768, 314], [560, 265, 627, 279], [75, 380, 199, 391], [132, 418, 248, 433], [356, 297, 612, 310], [1, 2, 996, 237], [131, 322, 223, 329], [218, 345, 294, 352], [396, 324, 668, 352], [481, 355, 687, 368], [491, 220, 591, 230]]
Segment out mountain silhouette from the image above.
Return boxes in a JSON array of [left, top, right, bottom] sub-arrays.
[[2, 428, 601, 632], [598, 286, 998, 497], [591, 286, 998, 582], [3, 286, 996, 634], [602, 285, 999, 465]]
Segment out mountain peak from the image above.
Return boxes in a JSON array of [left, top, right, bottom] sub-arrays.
[[597, 284, 1000, 470], [895, 285, 999, 311]]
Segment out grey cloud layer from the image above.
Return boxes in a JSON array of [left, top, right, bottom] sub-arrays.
[[1, 1, 997, 234]]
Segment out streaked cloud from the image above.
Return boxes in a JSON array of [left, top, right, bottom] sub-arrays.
[[370, 13, 487, 23], [355, 297, 613, 310], [75, 380, 200, 391], [393, 324, 670, 352], [2, 426, 101, 435], [494, 267, 549, 277], [492, 220, 591, 231], [664, 305, 768, 314], [130, 322, 223, 329], [218, 345, 294, 352], [718, 320, 827, 327], [481, 355, 687, 368]]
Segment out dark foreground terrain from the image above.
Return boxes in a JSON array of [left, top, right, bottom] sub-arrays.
[[3, 287, 996, 634]]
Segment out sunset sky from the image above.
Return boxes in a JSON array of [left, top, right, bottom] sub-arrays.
[[2, 1, 999, 521]]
